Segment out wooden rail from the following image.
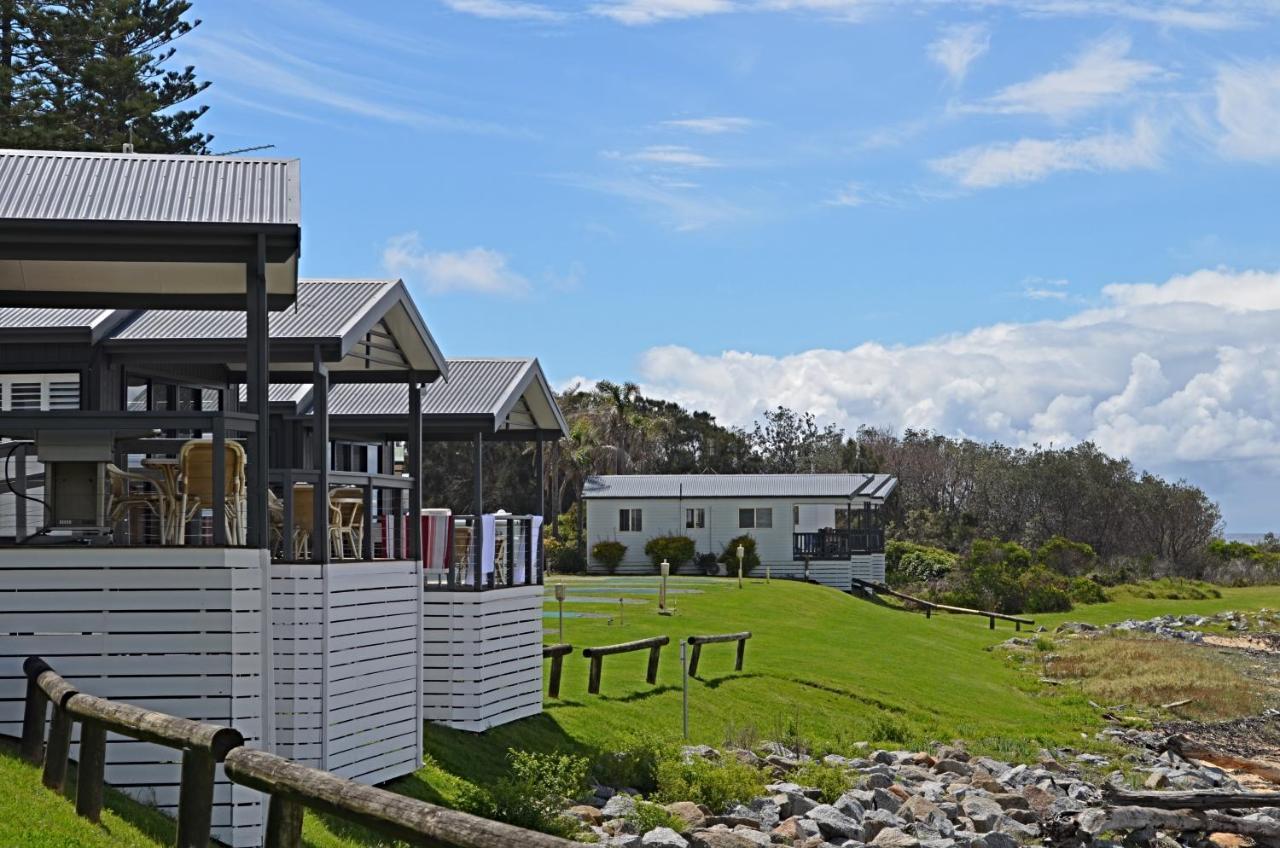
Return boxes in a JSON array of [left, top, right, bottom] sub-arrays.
[[850, 578, 1034, 630], [542, 643, 572, 698], [686, 631, 751, 677], [223, 747, 577, 848], [581, 635, 669, 694], [19, 656, 587, 848]]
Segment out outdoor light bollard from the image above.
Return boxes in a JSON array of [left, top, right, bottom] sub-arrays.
[[736, 544, 745, 589], [555, 582, 567, 643], [659, 559, 670, 611]]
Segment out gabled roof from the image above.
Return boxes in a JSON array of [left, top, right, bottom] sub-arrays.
[[582, 473, 898, 500], [0, 306, 134, 343], [0, 148, 300, 225], [106, 279, 446, 380], [308, 358, 567, 440]]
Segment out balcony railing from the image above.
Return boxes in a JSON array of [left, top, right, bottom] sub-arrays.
[[426, 514, 543, 591], [793, 528, 884, 560]]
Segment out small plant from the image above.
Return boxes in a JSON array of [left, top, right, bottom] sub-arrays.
[[628, 800, 686, 834], [1034, 636, 1055, 652], [1068, 576, 1107, 605], [457, 749, 590, 839], [718, 535, 761, 576], [546, 538, 586, 574], [1020, 564, 1073, 613], [791, 759, 855, 804], [596, 733, 672, 794], [653, 751, 767, 813], [591, 540, 627, 574], [697, 552, 720, 576], [644, 534, 696, 571]]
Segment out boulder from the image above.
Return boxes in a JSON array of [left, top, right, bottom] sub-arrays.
[[600, 835, 643, 848], [686, 831, 758, 848], [862, 808, 904, 842], [871, 827, 921, 848], [567, 804, 605, 826], [731, 825, 772, 846], [603, 794, 638, 819], [959, 797, 1002, 833], [989, 794, 1028, 812], [970, 833, 1017, 848], [641, 826, 689, 848], [834, 792, 867, 821], [772, 815, 822, 842], [807, 804, 864, 840], [871, 788, 901, 814], [934, 760, 973, 777], [864, 773, 895, 790], [665, 801, 711, 830]]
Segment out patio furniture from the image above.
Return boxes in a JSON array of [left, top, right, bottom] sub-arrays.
[[174, 439, 247, 545], [328, 487, 365, 560], [290, 484, 341, 560], [267, 489, 285, 556], [104, 464, 166, 543]]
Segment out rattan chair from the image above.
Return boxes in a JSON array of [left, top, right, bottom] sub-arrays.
[[290, 484, 341, 560], [105, 464, 165, 543], [328, 487, 365, 560], [175, 440, 247, 545]]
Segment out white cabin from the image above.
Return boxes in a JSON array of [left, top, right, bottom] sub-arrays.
[[582, 473, 896, 589]]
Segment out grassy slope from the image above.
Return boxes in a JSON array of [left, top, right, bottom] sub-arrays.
[[5, 578, 1278, 848]]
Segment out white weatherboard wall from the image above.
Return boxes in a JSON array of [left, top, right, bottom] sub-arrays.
[[422, 585, 543, 732], [272, 560, 423, 785], [0, 547, 270, 848]]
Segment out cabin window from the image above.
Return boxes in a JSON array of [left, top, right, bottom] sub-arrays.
[[738, 507, 772, 529], [619, 508, 643, 532], [685, 508, 705, 529], [0, 374, 80, 411]]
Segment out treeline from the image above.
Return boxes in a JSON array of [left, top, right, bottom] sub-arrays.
[[420, 381, 1229, 572]]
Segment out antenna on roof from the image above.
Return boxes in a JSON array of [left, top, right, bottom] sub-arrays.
[[122, 119, 135, 154], [212, 143, 276, 156]]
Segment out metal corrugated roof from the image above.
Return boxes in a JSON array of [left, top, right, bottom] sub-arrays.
[[325, 358, 532, 417], [0, 307, 114, 329], [582, 474, 898, 500], [113, 280, 395, 340], [0, 148, 300, 225]]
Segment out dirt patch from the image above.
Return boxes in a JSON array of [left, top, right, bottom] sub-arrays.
[[1203, 632, 1280, 653]]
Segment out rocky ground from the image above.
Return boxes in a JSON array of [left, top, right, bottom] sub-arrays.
[[565, 610, 1280, 848]]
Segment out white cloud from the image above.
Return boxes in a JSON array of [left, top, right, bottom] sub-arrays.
[[972, 34, 1160, 119], [930, 116, 1163, 188], [1022, 277, 1070, 299], [824, 181, 897, 207], [1214, 61, 1280, 162], [661, 116, 756, 134], [590, 0, 736, 24], [636, 267, 1280, 525], [382, 233, 530, 295], [927, 23, 989, 84], [441, 0, 566, 20], [561, 174, 745, 230], [604, 145, 723, 168]]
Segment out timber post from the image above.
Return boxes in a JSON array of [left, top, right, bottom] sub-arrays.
[[542, 644, 573, 699], [75, 720, 108, 822], [685, 632, 752, 678], [581, 636, 670, 695]]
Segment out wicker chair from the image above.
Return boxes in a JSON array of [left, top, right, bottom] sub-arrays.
[[328, 487, 366, 560], [174, 440, 247, 545], [105, 464, 165, 543]]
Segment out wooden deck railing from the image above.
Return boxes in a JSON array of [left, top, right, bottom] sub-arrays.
[[20, 656, 579, 848], [851, 578, 1034, 630]]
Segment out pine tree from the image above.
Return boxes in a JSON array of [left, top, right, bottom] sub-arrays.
[[1, 0, 211, 152]]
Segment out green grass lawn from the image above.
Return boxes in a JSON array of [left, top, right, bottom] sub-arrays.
[[5, 576, 1279, 847]]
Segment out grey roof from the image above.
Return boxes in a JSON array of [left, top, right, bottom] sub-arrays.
[[0, 307, 114, 329], [582, 473, 898, 500], [316, 358, 568, 435], [114, 280, 396, 341], [0, 148, 300, 225]]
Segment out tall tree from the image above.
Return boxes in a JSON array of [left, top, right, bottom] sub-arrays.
[[2, 0, 210, 151]]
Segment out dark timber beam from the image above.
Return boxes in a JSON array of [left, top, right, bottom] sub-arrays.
[[245, 236, 271, 549], [474, 432, 484, 590], [312, 347, 330, 564], [408, 382, 423, 563]]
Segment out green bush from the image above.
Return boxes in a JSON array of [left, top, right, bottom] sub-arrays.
[[1067, 576, 1108, 604], [654, 752, 767, 812], [644, 534, 696, 571], [591, 540, 627, 574], [791, 759, 855, 804], [718, 535, 761, 576], [628, 800, 686, 834], [1107, 578, 1223, 601], [457, 749, 590, 839], [545, 538, 585, 574], [1035, 535, 1097, 576], [886, 541, 956, 586], [595, 733, 671, 794], [1019, 564, 1073, 614], [697, 552, 720, 576]]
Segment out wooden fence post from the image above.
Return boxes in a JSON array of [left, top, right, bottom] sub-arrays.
[[264, 795, 305, 848], [20, 675, 48, 764], [735, 638, 746, 671], [42, 701, 73, 792], [646, 644, 661, 685], [988, 615, 995, 630], [542, 644, 572, 699], [587, 656, 602, 695], [75, 720, 108, 822], [686, 633, 751, 679], [176, 748, 217, 848], [688, 643, 703, 678]]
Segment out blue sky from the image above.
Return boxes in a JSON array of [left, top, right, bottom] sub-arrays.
[[180, 1, 1280, 531]]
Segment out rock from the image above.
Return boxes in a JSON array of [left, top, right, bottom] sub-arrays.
[[959, 797, 1002, 833], [665, 801, 711, 830], [687, 831, 759, 848], [934, 746, 970, 763], [834, 792, 867, 821], [1018, 785, 1055, 816], [934, 760, 973, 777], [864, 773, 895, 790], [746, 797, 781, 830], [807, 804, 864, 840], [603, 794, 639, 819], [767, 782, 819, 816], [993, 816, 1038, 840], [1144, 769, 1169, 789], [642, 826, 689, 848], [731, 825, 772, 846], [762, 741, 798, 759], [773, 815, 822, 842], [568, 804, 605, 825], [728, 748, 764, 768], [683, 744, 722, 762], [600, 835, 643, 848], [899, 796, 943, 826], [969, 833, 1017, 848], [870, 827, 920, 848], [862, 809, 904, 842], [871, 788, 901, 814], [989, 794, 1028, 812], [968, 772, 1005, 795]]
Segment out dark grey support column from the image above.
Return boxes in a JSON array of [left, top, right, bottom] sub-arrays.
[[245, 236, 270, 549], [312, 347, 330, 564], [408, 381, 423, 563], [535, 435, 545, 584], [473, 432, 484, 590]]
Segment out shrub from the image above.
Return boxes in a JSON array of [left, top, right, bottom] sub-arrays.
[[644, 534, 696, 571], [591, 540, 627, 574], [595, 733, 671, 794], [791, 759, 855, 804], [545, 538, 585, 574], [628, 800, 686, 834], [718, 535, 761, 576], [697, 552, 720, 576], [458, 749, 590, 838], [654, 752, 767, 812], [1035, 535, 1097, 576], [1019, 564, 1073, 614], [892, 545, 956, 586], [1068, 576, 1108, 605]]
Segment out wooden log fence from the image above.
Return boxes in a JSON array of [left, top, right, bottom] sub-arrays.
[[581, 635, 669, 695], [686, 632, 751, 678], [1103, 787, 1280, 810], [542, 643, 573, 699], [223, 747, 578, 848], [17, 656, 584, 848], [850, 578, 1034, 630]]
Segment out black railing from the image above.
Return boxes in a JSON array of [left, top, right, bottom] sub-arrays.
[[427, 514, 543, 591], [792, 528, 884, 560]]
